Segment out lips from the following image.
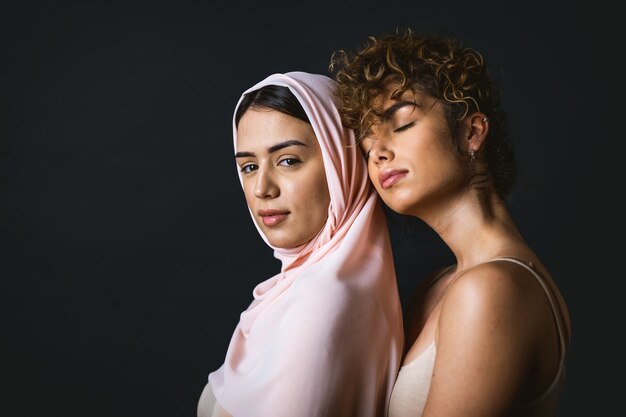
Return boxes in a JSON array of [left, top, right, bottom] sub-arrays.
[[378, 168, 408, 190], [258, 209, 289, 226]]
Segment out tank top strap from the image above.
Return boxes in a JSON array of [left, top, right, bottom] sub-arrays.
[[490, 256, 567, 363]]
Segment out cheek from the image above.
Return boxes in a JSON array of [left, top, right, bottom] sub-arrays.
[[367, 163, 380, 189], [299, 176, 329, 206], [295, 175, 330, 222], [241, 182, 255, 207]]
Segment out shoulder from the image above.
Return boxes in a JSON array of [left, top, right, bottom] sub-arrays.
[[446, 260, 542, 309], [438, 260, 546, 343]]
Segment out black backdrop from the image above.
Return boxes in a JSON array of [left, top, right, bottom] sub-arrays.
[[2, 1, 619, 416]]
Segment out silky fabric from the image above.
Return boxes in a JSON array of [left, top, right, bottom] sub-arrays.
[[206, 72, 403, 417]]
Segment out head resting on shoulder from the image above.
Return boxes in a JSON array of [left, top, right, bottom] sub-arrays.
[[329, 28, 516, 200]]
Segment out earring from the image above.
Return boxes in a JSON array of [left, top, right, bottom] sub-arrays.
[[482, 116, 489, 122], [469, 150, 476, 161]]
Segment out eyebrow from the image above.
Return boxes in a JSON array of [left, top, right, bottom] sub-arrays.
[[380, 101, 421, 120], [235, 139, 308, 158]]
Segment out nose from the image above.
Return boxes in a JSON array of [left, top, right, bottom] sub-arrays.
[[253, 168, 279, 199], [368, 139, 394, 166]]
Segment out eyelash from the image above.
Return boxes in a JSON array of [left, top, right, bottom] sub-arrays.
[[394, 121, 415, 133], [361, 121, 414, 161], [240, 158, 301, 174], [240, 163, 257, 174], [279, 158, 301, 167]]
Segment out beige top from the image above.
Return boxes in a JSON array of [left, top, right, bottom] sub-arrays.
[[388, 257, 567, 417]]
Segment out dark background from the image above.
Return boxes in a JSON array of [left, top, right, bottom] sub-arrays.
[[1, 1, 619, 416]]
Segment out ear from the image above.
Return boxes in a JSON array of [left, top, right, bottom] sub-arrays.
[[461, 112, 489, 154]]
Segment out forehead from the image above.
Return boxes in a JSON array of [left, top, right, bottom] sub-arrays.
[[373, 81, 410, 107], [371, 79, 430, 111], [365, 85, 439, 132], [236, 108, 318, 150]]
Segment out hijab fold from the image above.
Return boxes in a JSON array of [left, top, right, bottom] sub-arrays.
[[208, 72, 403, 417]]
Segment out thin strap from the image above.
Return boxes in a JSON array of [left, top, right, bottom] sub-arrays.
[[491, 257, 567, 363]]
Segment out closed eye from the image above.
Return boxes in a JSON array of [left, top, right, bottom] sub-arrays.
[[394, 122, 415, 133]]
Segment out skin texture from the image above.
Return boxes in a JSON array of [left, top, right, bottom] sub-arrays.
[[235, 108, 330, 249], [362, 82, 571, 417]]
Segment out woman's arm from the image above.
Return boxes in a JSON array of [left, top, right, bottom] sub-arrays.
[[422, 263, 540, 417]]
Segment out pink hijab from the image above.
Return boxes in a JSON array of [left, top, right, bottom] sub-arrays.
[[208, 72, 403, 417]]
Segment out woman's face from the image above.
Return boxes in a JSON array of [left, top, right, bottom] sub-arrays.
[[360, 84, 465, 216], [236, 108, 330, 249]]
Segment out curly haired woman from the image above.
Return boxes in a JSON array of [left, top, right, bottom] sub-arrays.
[[330, 29, 571, 417]]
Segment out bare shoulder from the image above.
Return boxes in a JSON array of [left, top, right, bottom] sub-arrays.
[[450, 259, 571, 341], [433, 258, 570, 407], [439, 261, 550, 340], [450, 261, 538, 301]]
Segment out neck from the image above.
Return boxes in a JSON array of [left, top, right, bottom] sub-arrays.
[[416, 189, 525, 271]]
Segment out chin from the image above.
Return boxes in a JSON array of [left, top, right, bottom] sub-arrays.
[[268, 236, 305, 249], [383, 190, 421, 216], [381, 198, 409, 215]]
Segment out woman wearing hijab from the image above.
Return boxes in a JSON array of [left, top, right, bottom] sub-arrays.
[[197, 72, 404, 417]]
